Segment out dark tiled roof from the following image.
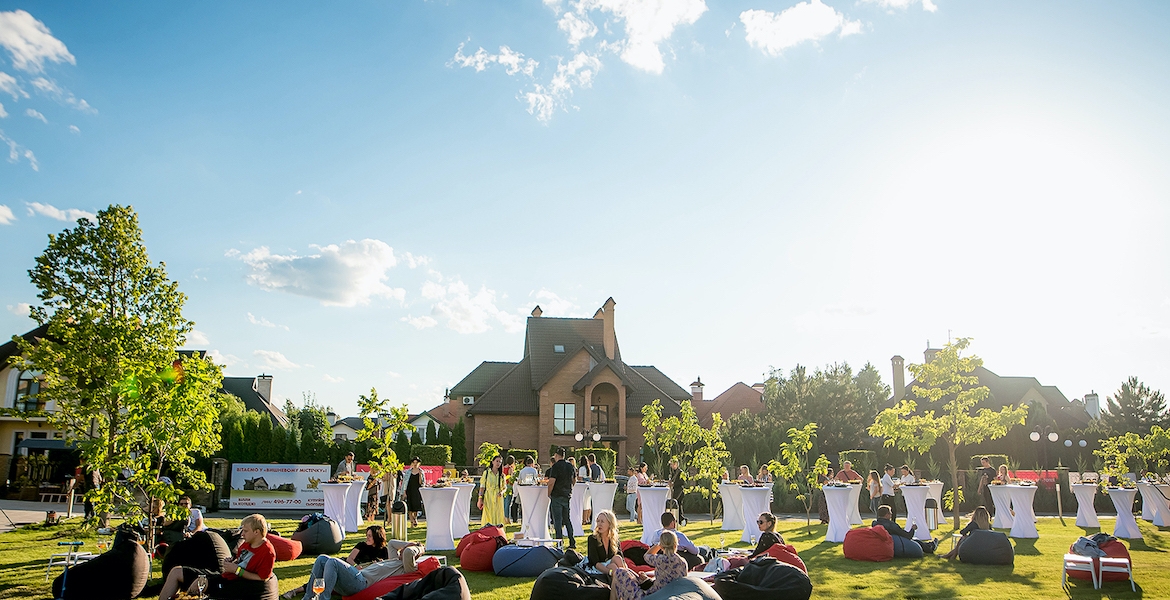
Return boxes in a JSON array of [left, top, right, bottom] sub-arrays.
[[1, 324, 51, 368], [524, 317, 620, 388], [626, 366, 687, 417], [693, 382, 765, 428], [333, 416, 365, 431], [450, 361, 516, 397], [221, 376, 290, 428], [896, 365, 1090, 427], [468, 358, 539, 415]]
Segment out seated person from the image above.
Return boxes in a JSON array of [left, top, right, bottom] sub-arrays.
[[144, 498, 186, 548], [160, 514, 276, 600], [347, 525, 391, 565], [940, 506, 992, 560], [612, 530, 689, 600], [872, 505, 938, 554], [283, 536, 422, 599], [748, 512, 784, 559], [652, 512, 703, 567], [996, 464, 1011, 484], [737, 465, 755, 485], [178, 496, 205, 536], [583, 509, 628, 578]]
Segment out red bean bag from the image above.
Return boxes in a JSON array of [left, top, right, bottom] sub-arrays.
[[456, 525, 505, 558], [620, 540, 650, 566], [843, 526, 893, 562], [342, 557, 442, 600], [1067, 540, 1132, 582], [764, 543, 807, 573], [460, 535, 503, 572], [266, 533, 302, 562]]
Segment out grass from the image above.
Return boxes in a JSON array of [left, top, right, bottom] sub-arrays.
[[2, 514, 1168, 599]]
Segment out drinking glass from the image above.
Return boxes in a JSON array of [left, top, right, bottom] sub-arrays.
[[196, 575, 207, 597], [312, 577, 326, 599], [718, 534, 725, 550], [749, 534, 756, 548]]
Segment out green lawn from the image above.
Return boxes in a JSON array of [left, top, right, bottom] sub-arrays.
[[2, 515, 1167, 599]]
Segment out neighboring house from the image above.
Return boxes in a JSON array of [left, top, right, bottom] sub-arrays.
[[328, 415, 365, 441], [689, 378, 767, 428], [216, 373, 290, 428], [0, 325, 64, 483], [453, 298, 691, 468]]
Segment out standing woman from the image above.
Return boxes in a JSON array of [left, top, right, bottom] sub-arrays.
[[502, 455, 515, 525], [364, 466, 381, 522], [635, 463, 650, 524], [381, 467, 401, 528], [405, 457, 426, 527], [867, 470, 882, 518], [479, 455, 506, 526]]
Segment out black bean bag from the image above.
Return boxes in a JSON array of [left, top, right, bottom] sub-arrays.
[[529, 566, 610, 600], [645, 576, 721, 600], [891, 535, 924, 559], [377, 566, 471, 600], [52, 529, 151, 599], [958, 530, 1014, 566], [292, 517, 345, 555], [713, 556, 812, 600], [206, 574, 279, 600], [207, 528, 244, 555], [162, 530, 231, 576]]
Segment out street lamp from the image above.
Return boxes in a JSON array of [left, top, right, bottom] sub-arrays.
[[574, 430, 602, 446], [1031, 425, 1065, 523]]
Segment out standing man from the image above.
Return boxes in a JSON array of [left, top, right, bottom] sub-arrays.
[[668, 458, 686, 526], [546, 447, 576, 550], [837, 461, 862, 482], [978, 456, 996, 516], [336, 452, 357, 478], [880, 464, 898, 521], [587, 454, 605, 481]]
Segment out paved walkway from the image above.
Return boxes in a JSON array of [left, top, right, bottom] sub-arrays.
[[0, 499, 73, 533]]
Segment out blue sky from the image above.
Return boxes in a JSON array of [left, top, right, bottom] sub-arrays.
[[2, 1, 1168, 419]]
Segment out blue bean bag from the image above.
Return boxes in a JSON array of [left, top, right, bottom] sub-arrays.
[[958, 530, 1014, 566], [891, 535, 924, 559], [492, 544, 563, 577]]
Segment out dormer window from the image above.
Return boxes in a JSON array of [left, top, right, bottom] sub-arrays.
[[553, 345, 565, 353]]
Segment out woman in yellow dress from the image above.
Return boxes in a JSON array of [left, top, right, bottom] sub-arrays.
[[479, 454, 506, 526]]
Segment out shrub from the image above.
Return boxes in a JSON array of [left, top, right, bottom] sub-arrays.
[[838, 450, 876, 475], [410, 444, 451, 466], [572, 447, 617, 479]]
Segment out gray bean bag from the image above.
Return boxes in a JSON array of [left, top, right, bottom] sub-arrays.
[[713, 556, 812, 600], [493, 545, 564, 577], [291, 516, 344, 555], [530, 566, 610, 600], [958, 530, 1014, 565], [645, 577, 721, 600], [52, 530, 151, 599], [892, 535, 924, 559]]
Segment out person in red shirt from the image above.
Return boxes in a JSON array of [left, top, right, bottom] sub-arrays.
[[159, 513, 275, 599]]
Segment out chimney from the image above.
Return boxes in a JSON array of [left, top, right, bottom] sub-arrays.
[[924, 345, 940, 364], [326, 411, 337, 426], [254, 374, 273, 402], [1085, 391, 1100, 419], [690, 377, 705, 402], [601, 297, 616, 360], [892, 356, 905, 402], [531, 305, 542, 318]]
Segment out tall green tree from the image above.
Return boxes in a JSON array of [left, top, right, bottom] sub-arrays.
[[868, 338, 1028, 528], [451, 419, 467, 465], [255, 414, 273, 463], [1103, 377, 1168, 437], [10, 205, 222, 529], [410, 428, 423, 447], [394, 431, 413, 463], [768, 423, 830, 533], [425, 420, 438, 445], [355, 388, 410, 483]]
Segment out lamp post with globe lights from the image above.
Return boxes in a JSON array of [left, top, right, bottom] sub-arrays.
[[1031, 426, 1067, 523]]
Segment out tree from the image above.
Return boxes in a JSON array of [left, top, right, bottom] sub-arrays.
[[689, 412, 731, 523], [767, 423, 830, 533], [436, 423, 452, 448], [451, 419, 467, 465], [425, 420, 438, 445], [1103, 377, 1168, 437], [356, 388, 410, 490], [410, 428, 423, 447], [10, 205, 222, 529], [394, 431, 412, 463], [868, 338, 1028, 529], [476, 442, 502, 467], [256, 414, 273, 463], [283, 423, 302, 463]]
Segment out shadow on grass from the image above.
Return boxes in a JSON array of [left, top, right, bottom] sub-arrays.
[[1012, 538, 1041, 556]]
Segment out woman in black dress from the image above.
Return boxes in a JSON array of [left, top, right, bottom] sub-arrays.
[[405, 457, 425, 527]]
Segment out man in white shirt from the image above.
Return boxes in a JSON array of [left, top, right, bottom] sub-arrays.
[[880, 464, 898, 520], [625, 466, 639, 522], [652, 512, 703, 568]]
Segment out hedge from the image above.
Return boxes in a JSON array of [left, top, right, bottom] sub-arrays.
[[572, 448, 617, 480], [970, 454, 1009, 469], [507, 449, 539, 467], [838, 450, 876, 475], [410, 444, 452, 466]]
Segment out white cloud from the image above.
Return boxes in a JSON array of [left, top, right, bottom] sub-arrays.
[[0, 204, 13, 224], [402, 252, 430, 269], [741, 0, 862, 57], [0, 10, 74, 73], [401, 314, 438, 330], [6, 302, 31, 316], [230, 239, 407, 307], [863, 0, 937, 13], [247, 312, 290, 330], [0, 102, 6, 118], [254, 349, 301, 370], [68, 124, 78, 134], [24, 108, 45, 123], [525, 289, 587, 317], [206, 349, 241, 368], [322, 374, 344, 383], [0, 71, 26, 99], [26, 201, 95, 221], [30, 77, 95, 114], [417, 276, 524, 334], [558, 12, 598, 48], [387, 371, 402, 378], [1, 129, 37, 170], [185, 329, 210, 346], [449, 43, 539, 77], [525, 52, 603, 123], [579, 0, 708, 74]]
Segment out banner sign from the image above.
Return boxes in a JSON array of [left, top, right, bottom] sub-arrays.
[[401, 465, 445, 485], [1011, 470, 1058, 490], [229, 463, 330, 510]]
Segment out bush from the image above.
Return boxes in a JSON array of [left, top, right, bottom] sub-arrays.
[[411, 445, 451, 466], [970, 455, 1009, 469], [572, 448, 617, 479], [838, 450, 876, 475], [508, 449, 538, 467]]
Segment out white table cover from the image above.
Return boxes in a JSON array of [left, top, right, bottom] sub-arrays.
[[719, 483, 745, 531], [1107, 487, 1141, 539], [1151, 484, 1170, 527], [517, 484, 551, 541], [1071, 483, 1100, 528], [638, 487, 671, 545], [320, 483, 351, 533], [345, 479, 366, 534], [927, 481, 944, 525], [588, 482, 618, 528], [823, 486, 853, 543], [739, 487, 772, 544], [1004, 485, 1038, 539], [847, 483, 863, 525], [1136, 482, 1157, 521], [419, 487, 458, 551], [569, 482, 589, 537], [901, 485, 933, 540], [988, 485, 1014, 529], [451, 483, 475, 538]]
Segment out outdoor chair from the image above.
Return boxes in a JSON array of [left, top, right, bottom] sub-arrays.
[[1062, 554, 1097, 589]]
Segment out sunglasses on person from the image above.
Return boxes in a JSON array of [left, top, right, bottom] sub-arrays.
[[756, 519, 767, 524]]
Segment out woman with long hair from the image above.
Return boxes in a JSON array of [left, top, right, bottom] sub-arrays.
[[747, 512, 783, 558], [940, 506, 992, 560], [867, 470, 882, 518], [347, 525, 389, 565], [584, 509, 627, 577], [611, 530, 687, 600], [405, 457, 426, 527], [479, 455, 506, 526]]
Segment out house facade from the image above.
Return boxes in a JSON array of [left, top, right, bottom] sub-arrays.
[[689, 378, 767, 429], [0, 325, 64, 483], [452, 298, 691, 469]]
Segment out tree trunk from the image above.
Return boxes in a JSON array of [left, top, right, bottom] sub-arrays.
[[948, 442, 960, 530]]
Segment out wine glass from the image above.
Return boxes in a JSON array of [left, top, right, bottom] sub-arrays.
[[749, 534, 756, 548], [97, 539, 109, 553], [196, 575, 207, 597], [312, 577, 326, 599], [718, 534, 725, 550]]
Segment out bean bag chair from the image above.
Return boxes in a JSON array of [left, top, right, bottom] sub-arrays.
[[843, 526, 893, 562], [493, 544, 564, 577], [456, 525, 505, 557], [162, 530, 232, 576], [291, 516, 345, 555], [529, 566, 611, 600], [207, 574, 279, 600], [712, 556, 812, 600], [266, 533, 302, 561], [459, 532, 505, 572], [207, 527, 244, 555], [958, 530, 1014, 566], [342, 557, 443, 600], [621, 540, 650, 566], [891, 535, 924, 559], [645, 576, 721, 600], [1066, 540, 1130, 582], [52, 528, 151, 599], [378, 566, 471, 600], [763, 543, 807, 573]]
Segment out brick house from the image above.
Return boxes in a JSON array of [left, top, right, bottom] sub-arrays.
[[452, 298, 691, 469]]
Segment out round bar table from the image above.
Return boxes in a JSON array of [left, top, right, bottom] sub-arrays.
[[1136, 482, 1156, 521], [1152, 484, 1170, 527], [1070, 483, 1100, 528], [738, 486, 772, 544], [1004, 485, 1038, 539], [516, 484, 551, 541], [847, 483, 864, 525], [345, 479, 366, 534], [988, 485, 1015, 529], [822, 485, 853, 543], [1107, 487, 1141, 539], [927, 481, 944, 525], [719, 483, 746, 531], [569, 482, 589, 537], [901, 485, 933, 541], [320, 483, 352, 533], [588, 482, 618, 528], [451, 482, 476, 538], [638, 487, 671, 545], [419, 486, 459, 551]]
